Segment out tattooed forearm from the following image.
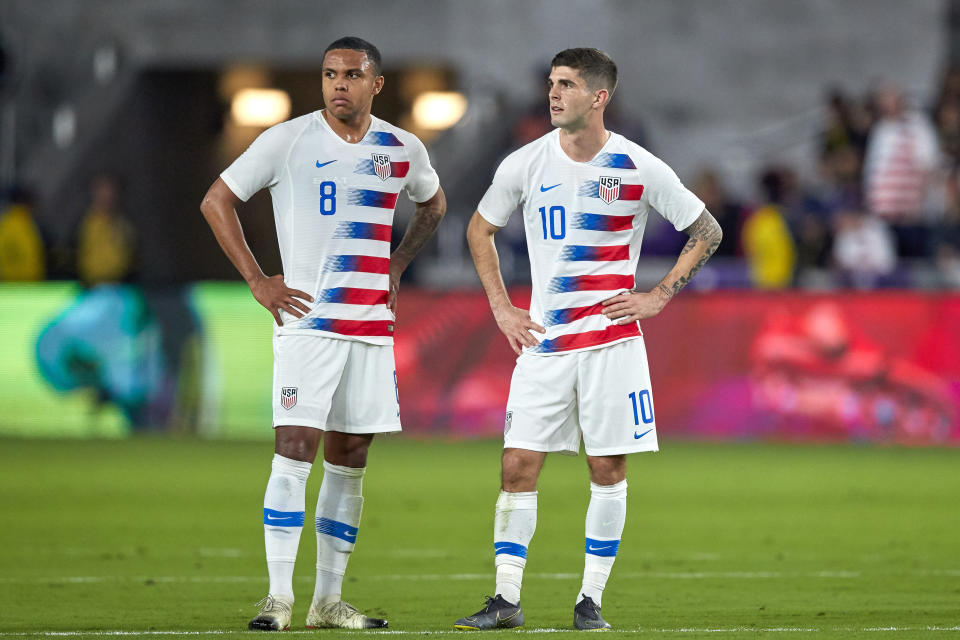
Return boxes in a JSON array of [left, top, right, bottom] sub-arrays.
[[656, 209, 723, 299], [392, 196, 446, 270], [669, 240, 718, 295], [684, 209, 724, 248], [679, 235, 698, 257]]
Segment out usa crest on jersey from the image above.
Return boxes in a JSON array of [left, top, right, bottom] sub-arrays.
[[372, 153, 392, 181], [598, 176, 621, 204], [280, 387, 297, 410]]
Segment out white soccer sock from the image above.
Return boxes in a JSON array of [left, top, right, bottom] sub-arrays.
[[494, 490, 537, 605], [313, 461, 365, 606], [580, 480, 627, 607], [263, 454, 312, 600]]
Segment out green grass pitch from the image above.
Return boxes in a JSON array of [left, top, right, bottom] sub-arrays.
[[1, 436, 958, 639]]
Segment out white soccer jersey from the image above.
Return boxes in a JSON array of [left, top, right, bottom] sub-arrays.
[[478, 129, 703, 355], [221, 111, 440, 344]]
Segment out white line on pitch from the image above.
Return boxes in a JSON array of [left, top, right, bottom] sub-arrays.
[[10, 568, 960, 585], [1, 626, 959, 636]]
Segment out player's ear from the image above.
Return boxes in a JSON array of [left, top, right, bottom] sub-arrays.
[[593, 88, 609, 110], [373, 75, 384, 96]]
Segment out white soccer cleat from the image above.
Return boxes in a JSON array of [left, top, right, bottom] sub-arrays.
[[248, 595, 293, 631], [305, 600, 388, 629]]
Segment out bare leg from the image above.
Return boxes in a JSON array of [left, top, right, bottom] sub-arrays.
[[586, 454, 626, 486], [501, 447, 547, 492], [275, 425, 323, 462], [322, 431, 374, 468]]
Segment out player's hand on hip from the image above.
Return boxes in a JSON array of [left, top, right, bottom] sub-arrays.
[[249, 274, 314, 326], [386, 263, 403, 315], [492, 304, 545, 355], [602, 289, 667, 324]]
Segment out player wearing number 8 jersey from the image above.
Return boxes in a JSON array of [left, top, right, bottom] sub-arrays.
[[201, 37, 445, 631], [457, 48, 721, 631]]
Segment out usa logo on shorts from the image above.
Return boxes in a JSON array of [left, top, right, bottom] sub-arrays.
[[372, 153, 392, 181], [280, 387, 297, 410], [598, 176, 621, 204]]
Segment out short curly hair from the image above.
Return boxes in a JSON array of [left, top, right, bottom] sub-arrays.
[[323, 37, 382, 76]]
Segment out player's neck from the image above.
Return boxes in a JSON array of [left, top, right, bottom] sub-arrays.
[[558, 120, 609, 163], [322, 109, 373, 144]]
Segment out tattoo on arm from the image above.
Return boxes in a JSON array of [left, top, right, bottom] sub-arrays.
[[664, 209, 723, 296], [393, 202, 444, 266]]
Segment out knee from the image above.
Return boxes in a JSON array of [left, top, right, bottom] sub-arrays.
[[501, 450, 541, 492], [337, 444, 369, 468], [324, 433, 373, 468], [275, 429, 321, 462], [276, 438, 315, 462], [587, 456, 626, 486]]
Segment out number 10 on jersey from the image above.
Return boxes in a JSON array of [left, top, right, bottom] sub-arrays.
[[538, 206, 565, 239], [628, 389, 654, 425]]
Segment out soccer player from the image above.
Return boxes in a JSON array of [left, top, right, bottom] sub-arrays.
[[455, 48, 721, 631], [200, 37, 445, 631]]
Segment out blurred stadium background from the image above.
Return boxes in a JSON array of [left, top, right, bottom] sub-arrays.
[[0, 0, 957, 442], [1, 1, 959, 635]]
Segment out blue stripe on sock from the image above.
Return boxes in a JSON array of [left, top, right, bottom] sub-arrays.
[[316, 516, 359, 543], [494, 541, 528, 559], [585, 537, 619, 557], [263, 508, 305, 527]]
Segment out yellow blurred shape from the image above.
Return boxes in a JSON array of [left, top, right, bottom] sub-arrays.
[[411, 91, 467, 130], [231, 88, 291, 128]]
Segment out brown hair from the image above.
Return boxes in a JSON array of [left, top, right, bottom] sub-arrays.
[[551, 48, 618, 96]]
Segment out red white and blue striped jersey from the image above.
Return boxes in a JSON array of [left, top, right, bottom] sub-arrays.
[[221, 111, 439, 344], [477, 129, 703, 355]]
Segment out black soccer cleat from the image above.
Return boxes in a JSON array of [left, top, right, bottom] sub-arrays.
[[454, 594, 524, 630], [573, 595, 611, 631]]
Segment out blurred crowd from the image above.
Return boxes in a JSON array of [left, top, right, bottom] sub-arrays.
[[4, 72, 960, 291], [0, 174, 136, 286], [690, 71, 960, 290], [507, 70, 960, 291]]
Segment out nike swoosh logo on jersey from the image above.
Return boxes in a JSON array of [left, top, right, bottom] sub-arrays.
[[540, 183, 561, 192], [634, 428, 653, 440], [316, 159, 337, 168]]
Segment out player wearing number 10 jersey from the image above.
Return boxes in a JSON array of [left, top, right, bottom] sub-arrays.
[[201, 37, 445, 631], [457, 48, 722, 630]]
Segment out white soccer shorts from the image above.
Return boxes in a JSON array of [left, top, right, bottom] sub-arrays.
[[272, 334, 401, 433], [504, 337, 659, 456]]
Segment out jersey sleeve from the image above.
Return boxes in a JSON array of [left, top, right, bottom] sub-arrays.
[[476, 152, 524, 228], [402, 135, 441, 203], [220, 123, 292, 202], [643, 156, 705, 231]]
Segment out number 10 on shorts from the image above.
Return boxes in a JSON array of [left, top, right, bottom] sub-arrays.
[[628, 390, 654, 425]]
